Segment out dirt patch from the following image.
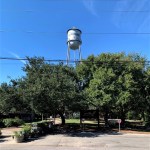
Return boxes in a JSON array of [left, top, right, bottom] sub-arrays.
[[110, 128, 150, 134], [1, 127, 22, 136]]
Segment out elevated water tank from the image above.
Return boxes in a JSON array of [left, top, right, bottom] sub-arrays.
[[67, 27, 82, 50]]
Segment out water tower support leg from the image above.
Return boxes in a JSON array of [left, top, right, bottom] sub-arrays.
[[79, 46, 82, 63], [67, 45, 70, 65]]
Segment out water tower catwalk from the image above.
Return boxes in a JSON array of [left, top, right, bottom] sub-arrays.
[[67, 27, 82, 65]]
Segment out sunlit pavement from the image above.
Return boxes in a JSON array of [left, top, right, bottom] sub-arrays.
[[0, 132, 150, 150]]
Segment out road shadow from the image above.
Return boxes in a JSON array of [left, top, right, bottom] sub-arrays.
[[22, 137, 43, 143], [66, 131, 98, 137], [50, 123, 124, 138], [0, 135, 11, 143], [64, 131, 123, 138]]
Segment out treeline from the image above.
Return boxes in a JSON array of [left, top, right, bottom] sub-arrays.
[[0, 53, 150, 126]]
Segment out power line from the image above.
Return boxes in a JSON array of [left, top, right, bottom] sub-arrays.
[[0, 57, 150, 64], [8, 0, 148, 1], [84, 32, 150, 35], [1, 9, 149, 13], [0, 30, 150, 35], [17, 0, 150, 1]]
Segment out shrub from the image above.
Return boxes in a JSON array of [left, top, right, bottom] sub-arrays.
[[13, 131, 24, 137], [13, 117, 24, 126], [3, 117, 24, 127], [21, 125, 32, 140], [30, 121, 52, 136], [37, 122, 49, 134], [30, 123, 42, 138], [3, 118, 14, 127], [12, 131, 24, 143]]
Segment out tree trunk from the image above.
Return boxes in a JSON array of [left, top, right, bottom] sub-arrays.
[[58, 111, 65, 125], [97, 109, 100, 129], [104, 111, 109, 127], [120, 113, 126, 127]]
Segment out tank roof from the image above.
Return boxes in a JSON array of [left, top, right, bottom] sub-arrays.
[[67, 27, 82, 34]]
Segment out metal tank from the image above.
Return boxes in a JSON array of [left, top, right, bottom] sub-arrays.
[[67, 27, 82, 50], [67, 27, 82, 65]]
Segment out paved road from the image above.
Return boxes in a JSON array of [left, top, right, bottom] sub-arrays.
[[0, 132, 150, 150]]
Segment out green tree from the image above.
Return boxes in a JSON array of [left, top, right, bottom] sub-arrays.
[[143, 67, 150, 124], [22, 57, 86, 124], [77, 52, 147, 125], [0, 80, 28, 114]]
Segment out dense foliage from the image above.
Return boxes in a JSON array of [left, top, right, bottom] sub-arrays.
[[76, 53, 150, 125], [0, 57, 86, 124], [0, 53, 150, 126]]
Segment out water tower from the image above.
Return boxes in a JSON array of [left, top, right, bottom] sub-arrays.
[[67, 27, 82, 64]]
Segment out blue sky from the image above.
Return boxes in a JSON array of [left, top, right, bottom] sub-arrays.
[[0, 0, 150, 84]]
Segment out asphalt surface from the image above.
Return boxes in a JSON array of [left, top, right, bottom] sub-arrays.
[[0, 132, 150, 150]]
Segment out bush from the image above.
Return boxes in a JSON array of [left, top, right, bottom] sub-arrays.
[[37, 122, 49, 134], [3, 117, 24, 127], [30, 123, 42, 138], [13, 117, 24, 126], [22, 122, 48, 138], [21, 125, 32, 140], [30, 121, 53, 136], [12, 131, 24, 143], [3, 118, 14, 127]]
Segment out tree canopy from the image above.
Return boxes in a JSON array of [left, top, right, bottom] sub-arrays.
[[76, 52, 149, 125], [0, 53, 150, 126]]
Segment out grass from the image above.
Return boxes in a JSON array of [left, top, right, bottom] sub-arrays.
[[66, 119, 98, 124], [63, 119, 99, 132], [66, 119, 80, 124]]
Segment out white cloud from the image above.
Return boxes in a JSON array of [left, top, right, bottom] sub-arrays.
[[82, 0, 98, 17], [9, 52, 26, 64]]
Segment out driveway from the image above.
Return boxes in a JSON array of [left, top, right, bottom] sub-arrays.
[[0, 130, 150, 150]]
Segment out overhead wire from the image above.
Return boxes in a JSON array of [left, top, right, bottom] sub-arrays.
[[15, 0, 150, 1], [0, 30, 150, 35], [0, 0, 149, 34], [0, 9, 149, 13], [0, 57, 150, 65], [0, 0, 149, 65]]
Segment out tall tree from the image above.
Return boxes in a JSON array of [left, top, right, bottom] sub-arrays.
[[22, 57, 85, 124], [76, 53, 147, 125]]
